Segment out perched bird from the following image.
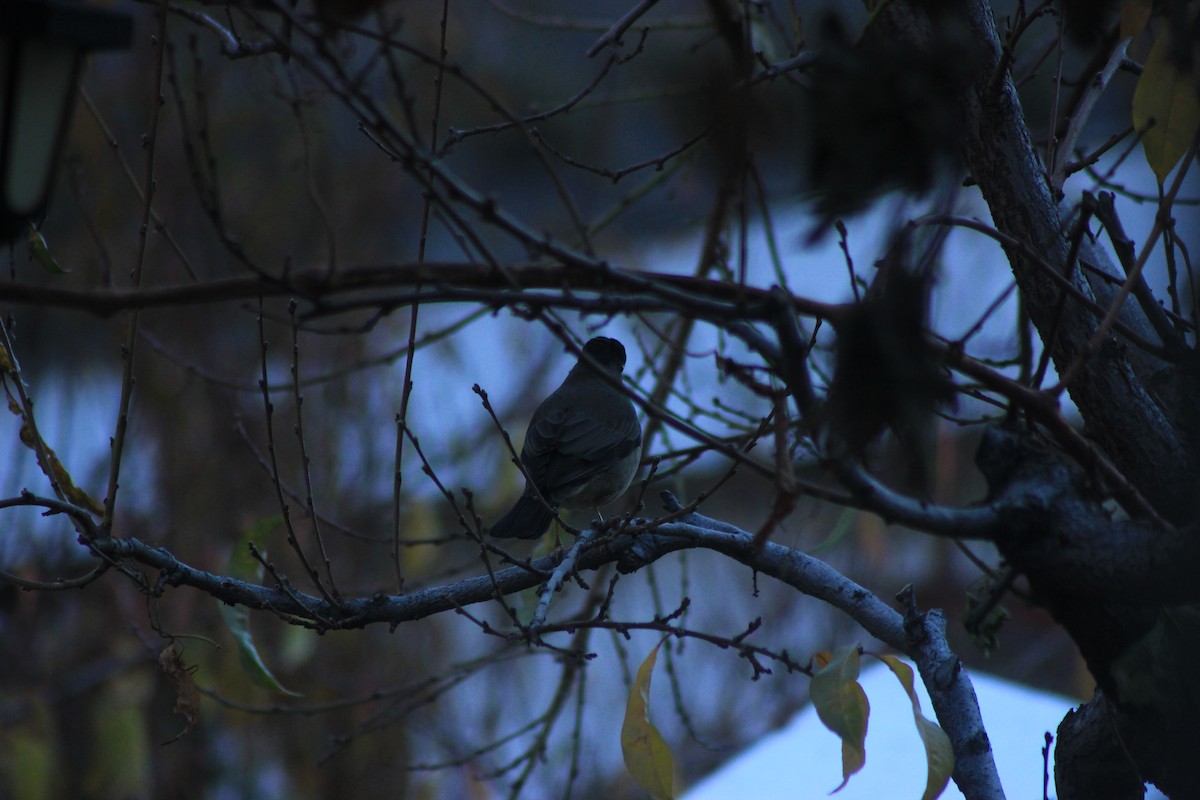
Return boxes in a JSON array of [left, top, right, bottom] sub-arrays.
[[490, 337, 642, 540]]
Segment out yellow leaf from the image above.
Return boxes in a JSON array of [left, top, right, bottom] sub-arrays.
[[1132, 23, 1200, 184], [11, 419, 104, 516], [877, 655, 955, 800], [620, 638, 676, 799], [1120, 0, 1153, 40], [811, 647, 869, 792]]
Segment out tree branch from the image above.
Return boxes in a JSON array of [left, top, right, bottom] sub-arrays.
[[0, 262, 839, 322], [898, 587, 1006, 800]]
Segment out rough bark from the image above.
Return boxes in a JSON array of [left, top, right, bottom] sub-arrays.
[[973, 428, 1200, 798], [1054, 695, 1144, 800]]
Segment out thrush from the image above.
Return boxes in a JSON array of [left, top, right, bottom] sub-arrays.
[[490, 337, 642, 540]]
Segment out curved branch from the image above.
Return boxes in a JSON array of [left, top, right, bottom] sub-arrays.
[[0, 492, 102, 539], [619, 512, 908, 651], [828, 461, 999, 538], [1, 489, 910, 650], [4, 489, 1006, 794], [0, 563, 109, 591], [0, 262, 840, 321]]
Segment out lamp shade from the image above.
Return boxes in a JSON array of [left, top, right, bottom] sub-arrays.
[[0, 0, 132, 239]]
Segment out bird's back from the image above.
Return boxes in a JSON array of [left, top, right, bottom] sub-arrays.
[[521, 374, 641, 505]]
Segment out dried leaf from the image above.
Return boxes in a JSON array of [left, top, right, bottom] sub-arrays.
[[158, 646, 201, 744]]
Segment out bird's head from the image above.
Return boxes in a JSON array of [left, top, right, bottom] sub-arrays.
[[580, 337, 626, 374]]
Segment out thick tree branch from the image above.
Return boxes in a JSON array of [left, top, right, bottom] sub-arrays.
[[975, 427, 1200, 607], [898, 588, 1005, 800], [973, 427, 1200, 797], [0, 262, 839, 321]]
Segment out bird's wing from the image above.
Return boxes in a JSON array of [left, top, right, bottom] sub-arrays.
[[521, 390, 640, 498]]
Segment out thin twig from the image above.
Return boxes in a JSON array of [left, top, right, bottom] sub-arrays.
[[288, 300, 340, 599], [1053, 135, 1199, 392], [256, 299, 336, 605], [586, 0, 662, 57], [103, 0, 169, 532]]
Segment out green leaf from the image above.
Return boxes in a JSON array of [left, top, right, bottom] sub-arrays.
[[228, 515, 282, 582], [877, 655, 955, 800], [811, 647, 869, 792], [806, 506, 856, 555], [217, 516, 301, 696], [1132, 23, 1200, 184], [25, 225, 70, 274], [620, 638, 676, 799]]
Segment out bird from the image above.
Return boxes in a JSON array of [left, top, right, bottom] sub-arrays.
[[490, 337, 642, 540]]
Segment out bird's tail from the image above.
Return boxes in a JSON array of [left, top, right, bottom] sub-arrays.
[[489, 496, 555, 539]]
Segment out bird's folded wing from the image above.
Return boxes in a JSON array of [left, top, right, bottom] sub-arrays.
[[522, 404, 641, 494]]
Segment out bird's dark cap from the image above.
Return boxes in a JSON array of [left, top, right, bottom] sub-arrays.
[[581, 337, 626, 371]]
